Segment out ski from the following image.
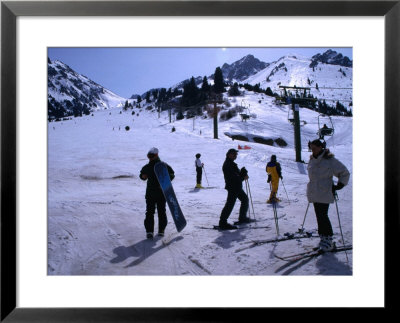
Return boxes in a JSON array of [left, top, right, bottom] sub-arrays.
[[196, 225, 270, 231], [154, 162, 187, 232], [235, 232, 319, 253], [233, 219, 257, 225], [188, 186, 219, 190], [275, 245, 353, 262]]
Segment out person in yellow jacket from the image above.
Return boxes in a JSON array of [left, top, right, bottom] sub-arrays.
[[266, 155, 282, 203]]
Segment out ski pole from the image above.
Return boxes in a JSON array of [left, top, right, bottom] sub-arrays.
[[269, 183, 279, 236], [202, 165, 209, 186], [334, 192, 349, 263], [281, 178, 290, 204], [272, 200, 279, 236], [245, 179, 256, 220], [299, 203, 310, 233], [244, 179, 251, 219]]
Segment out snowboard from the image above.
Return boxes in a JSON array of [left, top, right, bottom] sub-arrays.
[[154, 162, 187, 232]]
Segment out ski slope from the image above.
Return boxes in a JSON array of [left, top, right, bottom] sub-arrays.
[[48, 90, 353, 276]]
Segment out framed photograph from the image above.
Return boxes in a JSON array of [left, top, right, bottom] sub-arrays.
[[1, 0, 398, 321]]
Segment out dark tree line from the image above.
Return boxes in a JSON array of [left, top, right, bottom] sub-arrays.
[[48, 95, 91, 119]]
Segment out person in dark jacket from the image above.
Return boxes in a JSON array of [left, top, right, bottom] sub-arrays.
[[219, 148, 250, 230], [195, 153, 204, 188], [139, 147, 175, 239]]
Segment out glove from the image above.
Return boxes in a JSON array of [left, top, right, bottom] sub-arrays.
[[332, 182, 344, 193], [280, 176, 283, 180], [240, 167, 248, 177], [267, 175, 271, 183]]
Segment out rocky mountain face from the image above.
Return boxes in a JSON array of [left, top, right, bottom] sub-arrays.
[[48, 59, 125, 119], [310, 49, 352, 68], [221, 54, 269, 82]]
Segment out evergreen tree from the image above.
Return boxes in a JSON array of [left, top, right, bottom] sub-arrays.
[[166, 88, 172, 101], [157, 88, 167, 106], [213, 67, 225, 94], [265, 87, 274, 96], [123, 100, 129, 111], [176, 110, 184, 120], [181, 77, 199, 107], [201, 76, 210, 92], [228, 82, 241, 96], [152, 90, 158, 100]]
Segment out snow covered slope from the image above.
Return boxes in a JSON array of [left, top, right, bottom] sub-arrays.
[[48, 88, 353, 276], [245, 55, 353, 110]]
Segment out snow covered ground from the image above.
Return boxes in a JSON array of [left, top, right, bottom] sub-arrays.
[[48, 92, 352, 276]]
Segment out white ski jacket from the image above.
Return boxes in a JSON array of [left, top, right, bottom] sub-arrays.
[[307, 149, 350, 204]]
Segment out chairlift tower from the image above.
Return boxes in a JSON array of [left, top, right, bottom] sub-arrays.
[[279, 86, 316, 163], [166, 94, 225, 139], [207, 94, 225, 139]]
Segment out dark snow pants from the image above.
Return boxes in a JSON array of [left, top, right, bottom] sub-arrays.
[[220, 188, 249, 224], [144, 193, 167, 234], [313, 202, 333, 236], [196, 166, 202, 185]]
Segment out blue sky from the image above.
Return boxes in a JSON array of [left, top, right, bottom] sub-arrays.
[[48, 47, 352, 98]]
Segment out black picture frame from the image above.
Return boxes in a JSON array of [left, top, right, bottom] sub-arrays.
[[1, 0, 398, 321]]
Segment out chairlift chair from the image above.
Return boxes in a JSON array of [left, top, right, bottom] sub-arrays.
[[288, 107, 295, 124], [317, 114, 335, 139], [240, 101, 251, 122]]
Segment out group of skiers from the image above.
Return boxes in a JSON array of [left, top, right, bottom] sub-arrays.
[[139, 138, 350, 251]]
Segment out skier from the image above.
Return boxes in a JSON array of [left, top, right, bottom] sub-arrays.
[[139, 147, 175, 239], [307, 139, 350, 251], [266, 155, 282, 203], [195, 153, 204, 188], [219, 148, 250, 230]]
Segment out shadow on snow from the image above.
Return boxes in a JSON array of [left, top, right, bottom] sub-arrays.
[[110, 236, 184, 268]]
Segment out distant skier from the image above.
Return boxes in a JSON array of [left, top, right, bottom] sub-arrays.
[[219, 148, 250, 230], [307, 139, 350, 251], [139, 147, 175, 239], [195, 153, 204, 188], [266, 155, 282, 203]]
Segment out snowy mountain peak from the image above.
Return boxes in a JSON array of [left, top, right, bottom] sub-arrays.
[[243, 53, 353, 110], [221, 54, 269, 82], [48, 58, 126, 119], [310, 49, 352, 68]]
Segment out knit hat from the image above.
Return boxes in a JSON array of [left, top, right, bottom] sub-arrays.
[[196, 153, 201, 158], [148, 147, 159, 155]]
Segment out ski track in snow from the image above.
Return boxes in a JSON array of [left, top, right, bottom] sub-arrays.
[[48, 92, 353, 276]]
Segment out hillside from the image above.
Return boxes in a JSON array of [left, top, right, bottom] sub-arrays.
[[48, 87, 353, 276], [48, 59, 126, 119]]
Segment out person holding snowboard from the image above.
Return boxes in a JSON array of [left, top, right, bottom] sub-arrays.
[[219, 148, 250, 230], [266, 155, 282, 203], [195, 153, 204, 188], [307, 139, 350, 251], [139, 147, 175, 239]]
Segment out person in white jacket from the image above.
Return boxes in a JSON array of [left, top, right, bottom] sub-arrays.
[[307, 139, 350, 251]]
